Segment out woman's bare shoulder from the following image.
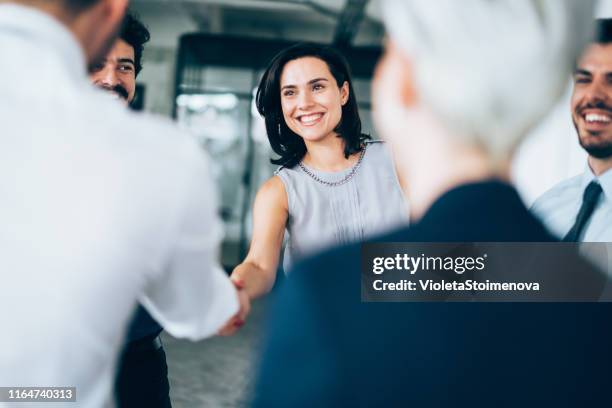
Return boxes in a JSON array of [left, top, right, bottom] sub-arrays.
[[255, 176, 288, 210]]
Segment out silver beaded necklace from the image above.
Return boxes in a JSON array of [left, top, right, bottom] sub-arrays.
[[298, 144, 367, 187]]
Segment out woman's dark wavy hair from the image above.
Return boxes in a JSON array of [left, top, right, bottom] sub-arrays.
[[255, 43, 369, 168]]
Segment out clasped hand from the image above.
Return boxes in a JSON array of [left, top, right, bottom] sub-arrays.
[[218, 278, 251, 336]]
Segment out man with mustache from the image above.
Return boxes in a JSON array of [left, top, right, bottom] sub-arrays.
[[89, 13, 173, 408], [533, 19, 612, 243], [90, 12, 146, 106]]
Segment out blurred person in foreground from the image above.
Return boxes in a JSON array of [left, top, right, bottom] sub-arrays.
[[533, 19, 612, 243], [0, 1, 246, 407], [254, 1, 612, 407], [88, 12, 171, 407]]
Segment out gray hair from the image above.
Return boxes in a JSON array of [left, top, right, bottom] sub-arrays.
[[381, 0, 595, 158]]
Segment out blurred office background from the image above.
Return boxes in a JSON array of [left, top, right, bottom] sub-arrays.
[[123, 1, 612, 406]]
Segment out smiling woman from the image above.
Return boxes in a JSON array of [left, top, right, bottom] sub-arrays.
[[280, 57, 348, 147], [220, 43, 409, 336], [256, 43, 365, 168]]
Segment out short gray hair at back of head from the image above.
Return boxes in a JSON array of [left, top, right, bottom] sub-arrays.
[[381, 0, 595, 158]]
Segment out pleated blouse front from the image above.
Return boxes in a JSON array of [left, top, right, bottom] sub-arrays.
[[275, 141, 409, 272]]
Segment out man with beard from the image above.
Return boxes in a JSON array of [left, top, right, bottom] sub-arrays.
[[533, 19, 612, 243], [89, 13, 147, 107], [89, 13, 173, 407], [0, 1, 247, 407]]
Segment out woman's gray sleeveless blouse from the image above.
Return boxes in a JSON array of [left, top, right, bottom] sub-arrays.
[[275, 141, 409, 272]]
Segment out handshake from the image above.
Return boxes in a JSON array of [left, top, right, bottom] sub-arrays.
[[217, 261, 277, 336], [218, 276, 252, 336]]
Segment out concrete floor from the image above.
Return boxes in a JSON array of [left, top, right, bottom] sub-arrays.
[[162, 298, 270, 408]]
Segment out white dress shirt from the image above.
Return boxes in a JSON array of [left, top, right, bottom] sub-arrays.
[[0, 5, 237, 407], [532, 166, 612, 242]]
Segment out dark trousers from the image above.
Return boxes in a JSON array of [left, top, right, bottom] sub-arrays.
[[114, 337, 172, 408]]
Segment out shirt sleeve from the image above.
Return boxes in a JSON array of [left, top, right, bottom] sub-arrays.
[[139, 146, 239, 341]]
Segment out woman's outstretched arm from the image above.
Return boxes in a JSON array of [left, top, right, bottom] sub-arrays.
[[231, 176, 288, 300]]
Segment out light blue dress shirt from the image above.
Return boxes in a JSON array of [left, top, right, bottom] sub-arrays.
[[532, 166, 612, 281], [532, 167, 612, 242]]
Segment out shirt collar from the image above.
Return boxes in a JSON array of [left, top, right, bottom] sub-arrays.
[[0, 3, 87, 82], [596, 168, 612, 201], [581, 164, 612, 201]]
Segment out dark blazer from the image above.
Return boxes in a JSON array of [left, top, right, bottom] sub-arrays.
[[254, 181, 612, 408]]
